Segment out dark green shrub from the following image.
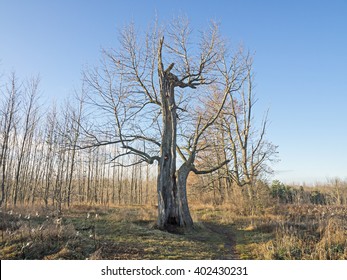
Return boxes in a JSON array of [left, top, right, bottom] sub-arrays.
[[310, 190, 326, 205], [270, 180, 295, 204]]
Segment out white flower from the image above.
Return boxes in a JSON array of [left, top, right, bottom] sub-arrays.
[[55, 218, 62, 225], [22, 242, 32, 249]]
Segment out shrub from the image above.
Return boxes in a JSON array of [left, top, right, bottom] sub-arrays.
[[270, 180, 295, 204], [310, 190, 327, 205]]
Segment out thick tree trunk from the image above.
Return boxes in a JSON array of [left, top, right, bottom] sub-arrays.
[[175, 164, 193, 227], [157, 69, 193, 230], [157, 163, 194, 229], [157, 77, 178, 229]]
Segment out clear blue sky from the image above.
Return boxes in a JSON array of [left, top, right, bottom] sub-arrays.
[[1, 0, 346, 184]]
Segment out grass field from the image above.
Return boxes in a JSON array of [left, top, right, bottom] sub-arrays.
[[1, 203, 346, 260]]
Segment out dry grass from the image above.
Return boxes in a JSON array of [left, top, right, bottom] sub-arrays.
[[234, 205, 347, 260], [0, 207, 93, 259], [0, 204, 235, 259], [1, 201, 346, 260]]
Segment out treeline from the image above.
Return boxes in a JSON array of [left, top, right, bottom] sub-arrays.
[[188, 168, 347, 214], [2, 73, 344, 213], [192, 175, 347, 209], [270, 179, 347, 206], [0, 74, 157, 211], [1, 63, 277, 214]]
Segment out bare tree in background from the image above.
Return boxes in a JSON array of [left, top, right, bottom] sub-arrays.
[[223, 67, 278, 189], [82, 18, 250, 229], [13, 76, 41, 205], [0, 74, 20, 207], [190, 62, 278, 209]]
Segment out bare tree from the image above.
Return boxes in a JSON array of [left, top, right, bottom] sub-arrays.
[[81, 18, 250, 229], [42, 104, 58, 207], [192, 62, 278, 209], [0, 73, 20, 206], [222, 66, 278, 189], [61, 92, 84, 207], [13, 76, 41, 205]]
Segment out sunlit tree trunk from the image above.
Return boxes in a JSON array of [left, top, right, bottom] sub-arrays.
[[157, 72, 188, 228]]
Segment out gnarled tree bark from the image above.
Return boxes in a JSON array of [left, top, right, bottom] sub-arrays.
[[157, 37, 193, 229]]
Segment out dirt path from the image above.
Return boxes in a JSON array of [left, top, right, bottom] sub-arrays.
[[203, 222, 239, 260]]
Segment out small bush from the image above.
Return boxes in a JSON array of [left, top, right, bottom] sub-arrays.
[[270, 180, 295, 204]]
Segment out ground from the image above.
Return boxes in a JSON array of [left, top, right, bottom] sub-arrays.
[[1, 204, 346, 260]]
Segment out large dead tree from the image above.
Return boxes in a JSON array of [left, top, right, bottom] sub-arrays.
[[82, 18, 249, 229]]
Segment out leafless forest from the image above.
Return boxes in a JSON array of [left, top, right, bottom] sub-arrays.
[[1, 19, 346, 260]]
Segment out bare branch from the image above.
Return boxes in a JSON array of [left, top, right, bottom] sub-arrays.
[[192, 159, 230, 175]]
